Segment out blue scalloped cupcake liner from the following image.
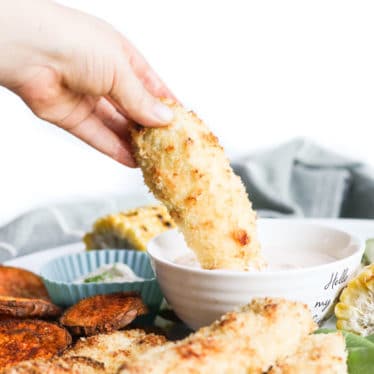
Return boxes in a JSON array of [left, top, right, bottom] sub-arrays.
[[40, 249, 163, 311]]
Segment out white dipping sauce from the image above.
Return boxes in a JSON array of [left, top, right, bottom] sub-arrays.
[[75, 263, 144, 283], [174, 248, 337, 271]]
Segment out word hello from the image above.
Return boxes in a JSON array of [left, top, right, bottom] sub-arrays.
[[324, 268, 349, 290]]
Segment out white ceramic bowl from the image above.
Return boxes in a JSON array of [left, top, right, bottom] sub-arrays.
[[148, 219, 363, 330]]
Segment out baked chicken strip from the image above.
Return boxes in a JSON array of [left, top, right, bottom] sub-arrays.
[[63, 329, 166, 373], [268, 333, 347, 374], [2, 329, 166, 374], [119, 298, 316, 374], [131, 100, 263, 270]]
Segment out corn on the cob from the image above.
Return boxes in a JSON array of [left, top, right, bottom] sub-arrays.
[[83, 205, 175, 251], [335, 263, 374, 336]]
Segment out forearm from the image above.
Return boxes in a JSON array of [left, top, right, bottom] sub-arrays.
[[0, 0, 52, 88], [0, 0, 116, 90]]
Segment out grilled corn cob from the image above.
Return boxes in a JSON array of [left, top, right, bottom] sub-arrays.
[[83, 205, 175, 251], [335, 263, 374, 336]]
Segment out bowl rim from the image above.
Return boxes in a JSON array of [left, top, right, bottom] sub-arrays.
[[148, 220, 364, 278], [40, 249, 158, 286]]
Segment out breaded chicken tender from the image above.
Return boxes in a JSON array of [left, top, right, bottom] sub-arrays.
[[269, 333, 347, 374], [2, 329, 166, 374], [119, 298, 316, 374], [64, 329, 166, 373], [1, 356, 104, 374], [131, 100, 263, 270]]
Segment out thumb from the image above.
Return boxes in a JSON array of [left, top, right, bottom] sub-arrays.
[[109, 60, 174, 127]]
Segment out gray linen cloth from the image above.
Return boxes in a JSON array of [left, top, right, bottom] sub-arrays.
[[1, 138, 374, 262], [0, 194, 156, 262], [233, 138, 374, 218]]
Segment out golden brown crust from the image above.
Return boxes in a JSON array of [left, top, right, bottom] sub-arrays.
[[131, 100, 264, 270], [64, 329, 167, 372], [0, 295, 61, 318], [60, 292, 148, 336], [0, 266, 49, 300], [0, 356, 104, 374], [119, 298, 316, 374], [0, 319, 72, 369], [1, 330, 166, 373], [268, 333, 347, 374]]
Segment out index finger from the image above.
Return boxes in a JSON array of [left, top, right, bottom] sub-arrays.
[[121, 37, 178, 102]]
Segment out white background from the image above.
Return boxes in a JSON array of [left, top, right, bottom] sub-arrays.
[[0, 0, 373, 225]]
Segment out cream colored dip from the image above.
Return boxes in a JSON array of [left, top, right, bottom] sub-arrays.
[[75, 263, 144, 283], [174, 249, 337, 271]]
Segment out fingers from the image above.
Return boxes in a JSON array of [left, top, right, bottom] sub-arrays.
[[15, 67, 136, 167], [122, 37, 177, 101], [68, 112, 136, 167], [109, 58, 174, 127], [94, 97, 131, 139]]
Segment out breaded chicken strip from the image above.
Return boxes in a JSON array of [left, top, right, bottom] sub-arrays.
[[64, 329, 166, 373], [131, 100, 263, 270], [119, 298, 316, 374], [269, 333, 347, 374], [1, 356, 104, 374], [2, 330, 166, 374]]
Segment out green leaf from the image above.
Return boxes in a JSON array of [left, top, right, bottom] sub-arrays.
[[315, 329, 374, 374], [84, 269, 113, 283], [362, 238, 374, 265], [344, 332, 374, 349], [347, 347, 374, 373], [366, 335, 374, 344], [84, 273, 107, 283], [315, 328, 335, 334]]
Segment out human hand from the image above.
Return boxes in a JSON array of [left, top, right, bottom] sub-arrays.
[[0, 0, 175, 167]]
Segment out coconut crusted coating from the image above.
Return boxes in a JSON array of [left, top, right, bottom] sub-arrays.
[[119, 298, 316, 374], [64, 329, 167, 373], [1, 329, 167, 374], [269, 333, 347, 374], [131, 100, 264, 270], [0, 356, 104, 374]]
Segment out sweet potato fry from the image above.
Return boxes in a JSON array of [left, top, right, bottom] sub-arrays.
[[0, 319, 71, 369], [1, 330, 166, 373], [60, 292, 148, 336], [0, 295, 61, 318], [0, 266, 61, 319], [0, 266, 49, 300]]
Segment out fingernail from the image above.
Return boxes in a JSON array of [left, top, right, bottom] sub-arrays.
[[153, 102, 173, 124]]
